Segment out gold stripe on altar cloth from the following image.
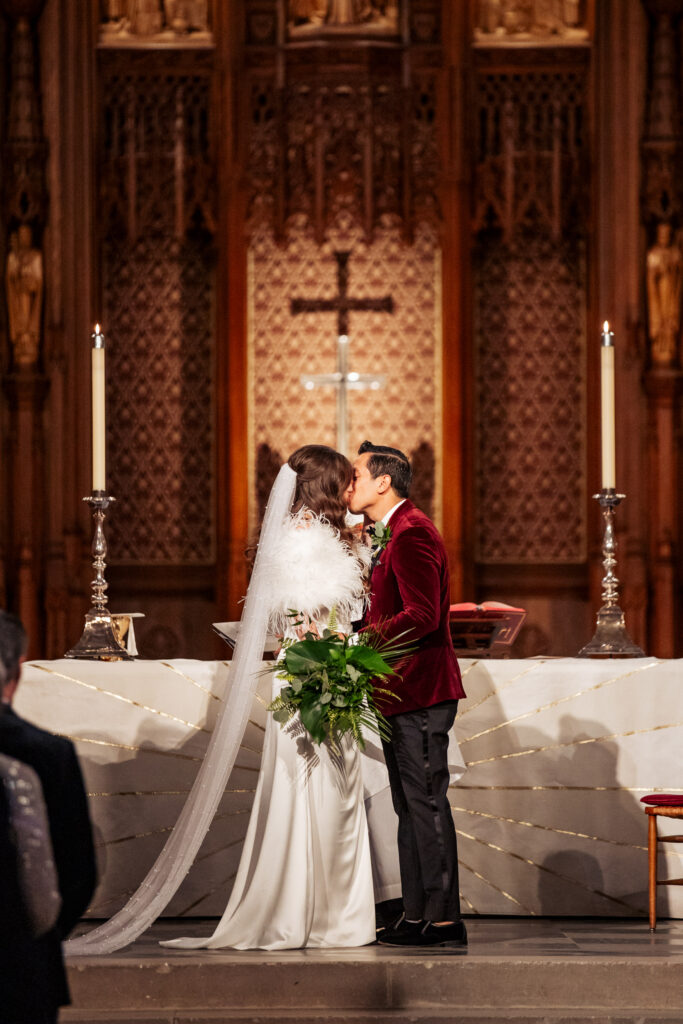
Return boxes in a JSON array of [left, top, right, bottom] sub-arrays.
[[457, 662, 547, 719], [55, 734, 203, 760], [458, 856, 535, 914], [87, 889, 136, 914], [239, 741, 263, 756], [95, 808, 251, 848], [32, 664, 211, 733], [459, 890, 479, 914], [176, 872, 237, 916], [161, 660, 224, 701], [450, 804, 649, 851], [195, 835, 247, 865], [457, 827, 641, 914], [465, 719, 683, 767], [453, 784, 683, 792], [459, 660, 481, 679], [87, 787, 257, 797], [459, 661, 657, 744]]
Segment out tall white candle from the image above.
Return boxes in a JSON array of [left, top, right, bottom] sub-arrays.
[[91, 324, 106, 493], [600, 320, 615, 490]]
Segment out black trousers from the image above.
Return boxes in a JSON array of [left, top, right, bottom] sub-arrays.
[[381, 701, 461, 922]]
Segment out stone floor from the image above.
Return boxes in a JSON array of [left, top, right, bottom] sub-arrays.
[[70, 914, 683, 959], [62, 918, 683, 1024]]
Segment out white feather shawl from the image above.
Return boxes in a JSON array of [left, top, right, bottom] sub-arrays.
[[263, 510, 369, 633]]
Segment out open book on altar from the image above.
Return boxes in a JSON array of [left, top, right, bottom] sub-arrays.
[[212, 622, 280, 656], [449, 602, 526, 656]]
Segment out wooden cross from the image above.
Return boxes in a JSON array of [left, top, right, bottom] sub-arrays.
[[290, 251, 394, 454]]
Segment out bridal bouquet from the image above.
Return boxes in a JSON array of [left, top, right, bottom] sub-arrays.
[[267, 610, 408, 751]]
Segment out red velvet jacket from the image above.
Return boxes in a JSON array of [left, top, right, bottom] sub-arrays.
[[363, 500, 465, 716]]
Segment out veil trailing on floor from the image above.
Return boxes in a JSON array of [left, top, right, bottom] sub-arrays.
[[66, 464, 298, 955]]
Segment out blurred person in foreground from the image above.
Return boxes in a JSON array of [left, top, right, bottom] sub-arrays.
[[0, 610, 96, 1020]]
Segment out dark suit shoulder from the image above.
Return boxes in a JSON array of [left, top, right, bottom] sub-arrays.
[[0, 708, 75, 765]]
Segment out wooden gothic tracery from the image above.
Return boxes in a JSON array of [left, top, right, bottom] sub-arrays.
[[245, 0, 442, 244]]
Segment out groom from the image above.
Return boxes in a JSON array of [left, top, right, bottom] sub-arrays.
[[348, 441, 467, 948]]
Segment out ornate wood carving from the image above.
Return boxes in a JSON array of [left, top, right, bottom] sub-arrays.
[[473, 67, 589, 244], [474, 232, 587, 564], [472, 59, 590, 570], [641, 0, 683, 656], [99, 1, 213, 46], [641, 2, 683, 227], [99, 52, 216, 243], [98, 51, 216, 569], [0, 1, 49, 656], [1, 10, 47, 233], [644, 370, 682, 656], [245, 0, 441, 243], [473, 0, 590, 44], [286, 0, 399, 37]]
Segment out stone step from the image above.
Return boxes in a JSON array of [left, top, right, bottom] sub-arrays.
[[65, 955, 683, 1017], [60, 1011, 683, 1024]]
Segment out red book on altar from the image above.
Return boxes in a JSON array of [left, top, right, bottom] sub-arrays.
[[449, 602, 526, 657]]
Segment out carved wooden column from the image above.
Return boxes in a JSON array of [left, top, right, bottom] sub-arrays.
[[593, 0, 649, 653], [440, 1, 469, 599], [644, 370, 682, 655], [1, 0, 48, 654], [641, 0, 683, 656]]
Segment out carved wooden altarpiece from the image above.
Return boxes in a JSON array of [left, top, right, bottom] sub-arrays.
[[95, 40, 219, 658], [0, 2, 49, 656], [469, 15, 593, 655], [244, 0, 444, 541]]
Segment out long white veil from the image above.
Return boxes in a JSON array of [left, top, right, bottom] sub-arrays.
[[67, 464, 297, 954]]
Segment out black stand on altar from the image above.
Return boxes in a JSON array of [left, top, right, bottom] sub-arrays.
[[449, 602, 526, 658]]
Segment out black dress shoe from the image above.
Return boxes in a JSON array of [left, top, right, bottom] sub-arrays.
[[378, 919, 468, 948], [376, 911, 403, 938], [376, 912, 418, 939]]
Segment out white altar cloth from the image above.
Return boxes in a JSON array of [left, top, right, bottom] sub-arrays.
[[16, 656, 683, 919]]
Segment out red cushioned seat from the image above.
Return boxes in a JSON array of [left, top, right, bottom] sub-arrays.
[[640, 794, 683, 807]]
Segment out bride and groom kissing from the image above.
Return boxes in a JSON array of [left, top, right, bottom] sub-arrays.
[[68, 440, 467, 955], [165, 439, 467, 952]]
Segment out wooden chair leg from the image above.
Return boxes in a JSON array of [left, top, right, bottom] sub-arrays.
[[648, 813, 658, 931]]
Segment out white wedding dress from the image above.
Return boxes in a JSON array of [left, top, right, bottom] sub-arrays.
[[162, 512, 375, 950]]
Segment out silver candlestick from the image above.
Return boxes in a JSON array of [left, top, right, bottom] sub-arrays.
[[64, 492, 133, 660], [578, 489, 645, 658]]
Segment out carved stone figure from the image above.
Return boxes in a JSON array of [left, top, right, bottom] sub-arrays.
[[327, 0, 363, 25], [164, 0, 189, 32], [186, 0, 208, 31], [475, 0, 584, 38], [646, 221, 683, 367], [5, 225, 43, 370], [128, 0, 163, 35], [288, 0, 327, 25], [478, 0, 504, 34], [288, 0, 395, 30]]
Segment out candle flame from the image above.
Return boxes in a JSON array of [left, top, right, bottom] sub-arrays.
[[95, 322, 101, 335], [603, 320, 610, 333]]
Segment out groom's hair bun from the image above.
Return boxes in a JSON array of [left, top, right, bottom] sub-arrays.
[[358, 440, 412, 499]]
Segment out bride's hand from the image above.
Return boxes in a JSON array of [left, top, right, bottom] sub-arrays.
[[295, 614, 319, 640]]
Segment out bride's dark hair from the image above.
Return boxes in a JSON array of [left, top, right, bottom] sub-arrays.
[[288, 444, 354, 544]]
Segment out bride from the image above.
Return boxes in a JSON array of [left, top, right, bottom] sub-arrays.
[[67, 445, 375, 955], [164, 444, 375, 950]]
